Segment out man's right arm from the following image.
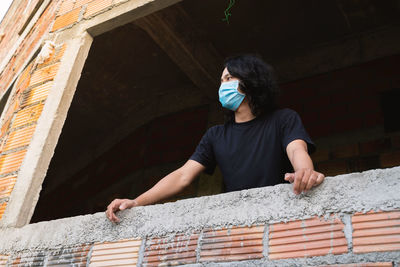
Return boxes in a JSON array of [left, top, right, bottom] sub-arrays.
[[106, 159, 205, 223]]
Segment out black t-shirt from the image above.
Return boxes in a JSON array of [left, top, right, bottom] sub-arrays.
[[190, 108, 315, 192]]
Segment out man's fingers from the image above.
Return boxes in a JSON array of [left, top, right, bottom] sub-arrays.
[[298, 170, 309, 193], [305, 173, 317, 192], [106, 199, 123, 223], [111, 212, 120, 223], [284, 173, 295, 183], [293, 170, 303, 194], [315, 173, 325, 186]]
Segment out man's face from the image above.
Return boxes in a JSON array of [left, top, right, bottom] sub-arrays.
[[220, 67, 244, 94]]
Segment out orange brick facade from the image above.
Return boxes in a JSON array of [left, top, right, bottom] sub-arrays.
[[0, 210, 399, 265]]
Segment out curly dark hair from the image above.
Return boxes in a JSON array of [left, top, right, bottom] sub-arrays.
[[223, 54, 280, 122]]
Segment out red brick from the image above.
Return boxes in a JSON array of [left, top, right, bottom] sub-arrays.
[[52, 8, 81, 31], [11, 104, 44, 129], [200, 226, 264, 262], [3, 125, 36, 152], [380, 151, 400, 168], [74, 0, 94, 8], [0, 176, 17, 199], [352, 210, 400, 254], [20, 82, 53, 107], [29, 62, 60, 86], [0, 202, 7, 220], [144, 233, 198, 266], [318, 262, 393, 267], [0, 255, 9, 266], [57, 0, 75, 16], [47, 244, 92, 265], [269, 216, 347, 259], [0, 150, 27, 175], [84, 0, 113, 18], [90, 239, 140, 266]]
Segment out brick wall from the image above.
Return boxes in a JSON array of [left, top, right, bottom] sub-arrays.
[[0, 44, 66, 220], [280, 54, 400, 176], [1, 167, 399, 266]]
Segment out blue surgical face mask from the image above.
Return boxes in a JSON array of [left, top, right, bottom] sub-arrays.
[[219, 80, 245, 111]]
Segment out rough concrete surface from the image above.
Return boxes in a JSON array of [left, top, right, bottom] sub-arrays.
[[0, 166, 399, 256]]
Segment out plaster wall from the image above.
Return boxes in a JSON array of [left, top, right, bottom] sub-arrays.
[[0, 167, 399, 266]]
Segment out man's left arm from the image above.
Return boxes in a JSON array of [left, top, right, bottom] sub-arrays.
[[285, 139, 325, 194]]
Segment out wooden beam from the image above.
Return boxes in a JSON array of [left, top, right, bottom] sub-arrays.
[[134, 4, 223, 99]]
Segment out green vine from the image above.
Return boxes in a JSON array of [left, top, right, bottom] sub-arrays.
[[222, 0, 236, 24]]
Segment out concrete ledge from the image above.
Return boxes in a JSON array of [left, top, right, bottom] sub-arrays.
[[0, 167, 399, 265]]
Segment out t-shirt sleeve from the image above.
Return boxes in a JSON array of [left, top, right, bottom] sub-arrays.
[[280, 109, 316, 154], [189, 127, 217, 175]]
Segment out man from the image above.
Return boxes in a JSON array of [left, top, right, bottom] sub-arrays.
[[106, 54, 325, 223]]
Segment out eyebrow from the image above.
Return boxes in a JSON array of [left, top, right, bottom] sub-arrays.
[[220, 74, 231, 81]]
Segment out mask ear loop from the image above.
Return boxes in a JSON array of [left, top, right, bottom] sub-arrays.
[[238, 81, 246, 95]]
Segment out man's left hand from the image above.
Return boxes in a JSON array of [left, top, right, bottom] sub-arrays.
[[284, 168, 325, 195]]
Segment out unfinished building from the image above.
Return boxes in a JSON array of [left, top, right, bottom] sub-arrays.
[[0, 0, 399, 266]]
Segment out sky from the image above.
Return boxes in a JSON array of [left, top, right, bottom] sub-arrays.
[[0, 0, 13, 23]]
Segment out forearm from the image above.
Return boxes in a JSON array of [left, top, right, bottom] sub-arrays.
[[134, 168, 188, 206], [290, 148, 314, 171]]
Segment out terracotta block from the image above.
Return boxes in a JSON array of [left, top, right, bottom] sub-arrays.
[[269, 216, 347, 260], [0, 117, 12, 137], [15, 77, 30, 95], [57, 0, 75, 15], [52, 8, 81, 31], [0, 254, 9, 266], [317, 262, 393, 267], [380, 151, 400, 168], [0, 176, 17, 199], [352, 210, 400, 254], [269, 246, 348, 260], [47, 244, 92, 266], [144, 234, 198, 266], [15, 63, 32, 91], [89, 238, 141, 266], [200, 226, 264, 262], [10, 252, 46, 266], [29, 62, 60, 86], [84, 0, 113, 18], [0, 150, 27, 175], [3, 125, 36, 152], [54, 44, 67, 61], [11, 103, 44, 129], [74, 0, 95, 8], [21, 81, 52, 107], [0, 202, 6, 220]]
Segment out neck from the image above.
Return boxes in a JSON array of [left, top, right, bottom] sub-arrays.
[[234, 102, 256, 123]]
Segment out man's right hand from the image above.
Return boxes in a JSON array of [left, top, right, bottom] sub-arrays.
[[106, 198, 138, 223]]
